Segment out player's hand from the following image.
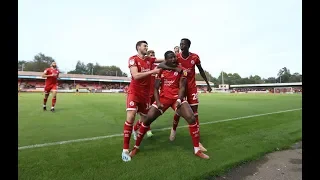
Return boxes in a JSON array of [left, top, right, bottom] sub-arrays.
[[174, 67, 182, 73], [152, 68, 161, 74], [207, 86, 212, 93], [175, 99, 182, 109], [156, 102, 164, 109]]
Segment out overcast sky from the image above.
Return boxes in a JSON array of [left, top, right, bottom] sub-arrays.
[[18, 0, 302, 78]]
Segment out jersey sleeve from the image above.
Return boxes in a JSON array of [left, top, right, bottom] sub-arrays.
[[43, 68, 49, 74], [128, 58, 137, 68], [195, 54, 201, 65], [155, 69, 162, 79], [149, 57, 156, 65]]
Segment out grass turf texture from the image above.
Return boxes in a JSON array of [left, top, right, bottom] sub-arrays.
[[18, 93, 302, 180]]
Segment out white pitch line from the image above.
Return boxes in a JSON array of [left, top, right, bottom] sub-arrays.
[[18, 108, 302, 150]]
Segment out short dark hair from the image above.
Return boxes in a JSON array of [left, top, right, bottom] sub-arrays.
[[181, 38, 191, 46], [164, 50, 175, 59], [147, 50, 155, 55], [136, 40, 148, 51]]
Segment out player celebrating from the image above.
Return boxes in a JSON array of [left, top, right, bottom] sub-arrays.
[[122, 41, 161, 162], [132, 50, 156, 139], [42, 62, 60, 112], [174, 46, 180, 54], [130, 51, 209, 159], [159, 39, 212, 151]]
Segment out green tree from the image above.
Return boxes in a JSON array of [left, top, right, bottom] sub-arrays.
[[196, 70, 218, 87], [264, 77, 277, 83], [18, 53, 56, 72], [289, 72, 302, 82], [18, 60, 27, 71], [277, 67, 291, 83], [67, 61, 127, 76], [67, 61, 88, 74]]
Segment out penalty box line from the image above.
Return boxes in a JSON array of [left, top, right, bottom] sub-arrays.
[[18, 108, 302, 150]]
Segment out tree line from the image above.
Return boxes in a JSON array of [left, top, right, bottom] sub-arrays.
[[18, 53, 127, 77], [196, 67, 302, 87], [18, 53, 301, 85]]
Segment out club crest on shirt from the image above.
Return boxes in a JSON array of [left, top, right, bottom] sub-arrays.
[[174, 72, 178, 76], [129, 59, 135, 65], [191, 60, 195, 64], [183, 70, 188, 76]]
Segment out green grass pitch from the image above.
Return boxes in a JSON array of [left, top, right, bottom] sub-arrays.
[[18, 93, 302, 180]]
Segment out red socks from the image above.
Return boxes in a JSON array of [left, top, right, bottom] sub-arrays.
[[188, 122, 200, 147], [172, 114, 180, 131], [123, 120, 133, 150], [135, 122, 149, 147], [43, 97, 56, 108], [133, 120, 141, 131], [134, 120, 151, 131], [52, 97, 56, 107], [194, 111, 200, 136]]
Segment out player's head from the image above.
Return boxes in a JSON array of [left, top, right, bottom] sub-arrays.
[[136, 40, 148, 55], [164, 50, 178, 67], [180, 38, 191, 52], [174, 46, 180, 54], [147, 50, 155, 57], [51, 62, 57, 68]]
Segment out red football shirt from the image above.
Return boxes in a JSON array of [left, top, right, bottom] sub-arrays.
[[156, 67, 188, 100], [44, 67, 59, 86], [176, 52, 200, 89], [128, 55, 156, 103]]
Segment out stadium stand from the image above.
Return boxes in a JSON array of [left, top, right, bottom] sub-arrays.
[[18, 71, 214, 93], [230, 82, 302, 94]]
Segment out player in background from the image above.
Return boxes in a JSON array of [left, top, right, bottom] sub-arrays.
[[122, 40, 161, 162], [159, 39, 212, 151], [132, 50, 156, 138], [174, 46, 180, 54], [130, 51, 209, 159], [75, 84, 80, 95], [42, 62, 60, 112]]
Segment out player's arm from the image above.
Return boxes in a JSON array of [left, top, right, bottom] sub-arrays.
[[178, 77, 187, 101], [130, 66, 158, 80], [153, 78, 161, 105], [195, 55, 211, 91], [42, 69, 53, 78], [196, 64, 210, 86], [154, 58, 164, 63], [157, 62, 182, 72]]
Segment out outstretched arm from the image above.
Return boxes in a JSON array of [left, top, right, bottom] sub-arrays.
[[178, 77, 187, 101], [154, 79, 161, 105], [196, 64, 212, 92], [130, 66, 158, 80], [157, 62, 182, 72], [154, 58, 164, 63]]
